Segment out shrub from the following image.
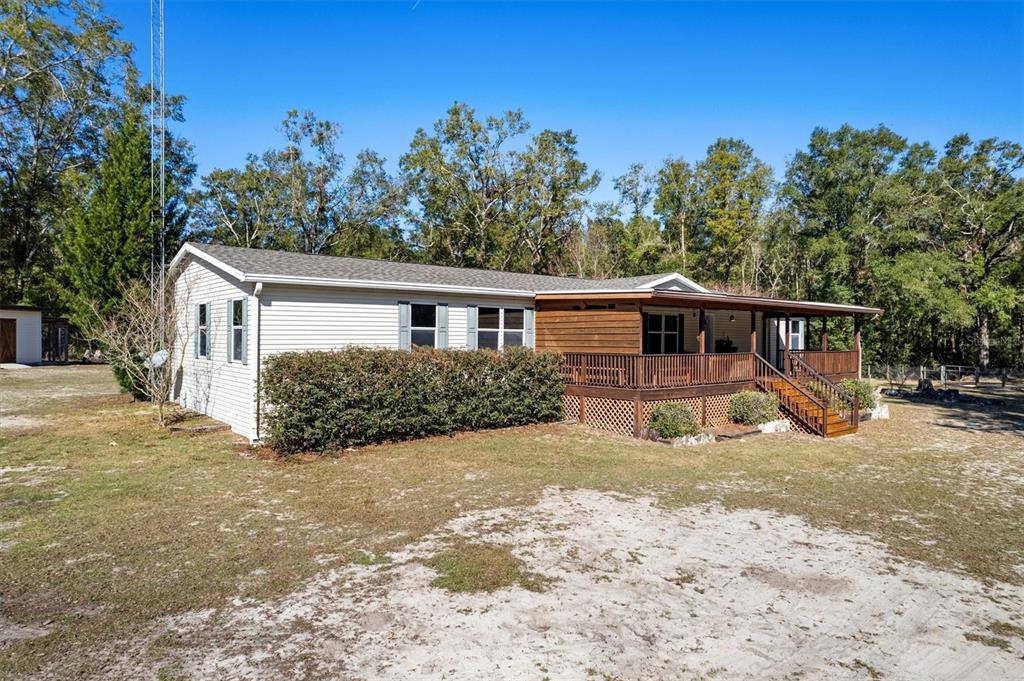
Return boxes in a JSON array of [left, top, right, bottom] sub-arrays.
[[648, 402, 701, 439], [838, 379, 877, 410], [112, 360, 150, 400], [260, 347, 564, 454], [728, 390, 779, 425]]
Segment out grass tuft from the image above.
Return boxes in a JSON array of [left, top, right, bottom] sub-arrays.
[[424, 541, 549, 593], [964, 631, 1013, 651]]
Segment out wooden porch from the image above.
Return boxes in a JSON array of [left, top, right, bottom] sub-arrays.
[[560, 350, 860, 390], [533, 287, 879, 439], [559, 350, 862, 438]]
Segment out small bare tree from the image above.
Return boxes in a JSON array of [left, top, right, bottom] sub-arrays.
[[84, 280, 185, 426]]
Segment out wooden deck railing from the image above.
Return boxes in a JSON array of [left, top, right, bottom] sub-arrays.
[[788, 350, 858, 378], [561, 352, 756, 389]]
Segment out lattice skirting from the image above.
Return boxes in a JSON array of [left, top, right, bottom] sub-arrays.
[[572, 390, 743, 437], [568, 390, 822, 438], [780, 408, 815, 435], [705, 394, 731, 427], [582, 397, 636, 436], [562, 394, 580, 422], [640, 397, 703, 427]]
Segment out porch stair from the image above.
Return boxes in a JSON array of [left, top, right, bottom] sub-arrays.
[[753, 354, 859, 438], [760, 379, 857, 437]]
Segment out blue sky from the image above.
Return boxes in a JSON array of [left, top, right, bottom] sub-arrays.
[[109, 1, 1023, 204]]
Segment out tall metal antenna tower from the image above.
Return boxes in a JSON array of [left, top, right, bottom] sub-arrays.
[[150, 0, 167, 335], [158, 0, 166, 334]]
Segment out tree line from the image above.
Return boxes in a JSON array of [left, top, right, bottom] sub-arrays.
[[2, 0, 1022, 369]]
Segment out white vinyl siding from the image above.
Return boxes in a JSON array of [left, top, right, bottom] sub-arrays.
[[172, 259, 254, 440], [257, 286, 528, 359]]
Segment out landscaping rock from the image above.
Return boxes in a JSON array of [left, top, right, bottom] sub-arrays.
[[757, 418, 791, 434], [669, 433, 715, 447]]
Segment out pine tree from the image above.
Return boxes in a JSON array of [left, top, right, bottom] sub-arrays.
[[63, 102, 156, 326]]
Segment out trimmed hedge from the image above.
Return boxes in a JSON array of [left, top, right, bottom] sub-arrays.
[[261, 347, 564, 454], [838, 379, 877, 410], [648, 402, 702, 439], [728, 390, 779, 425]]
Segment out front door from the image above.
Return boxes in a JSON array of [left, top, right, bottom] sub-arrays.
[[0, 319, 16, 363]]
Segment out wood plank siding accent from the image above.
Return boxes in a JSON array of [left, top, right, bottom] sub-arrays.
[[788, 350, 859, 379], [535, 309, 641, 354]]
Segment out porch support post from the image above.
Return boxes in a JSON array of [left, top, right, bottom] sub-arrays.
[[698, 308, 707, 384], [697, 308, 706, 354], [749, 311, 757, 356], [821, 316, 828, 352], [854, 315, 862, 379], [782, 314, 790, 373]]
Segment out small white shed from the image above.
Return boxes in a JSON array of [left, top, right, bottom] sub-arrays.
[[0, 306, 43, 365]]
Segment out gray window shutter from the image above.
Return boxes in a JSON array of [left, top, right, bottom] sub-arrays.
[[524, 307, 535, 348], [226, 300, 233, 362], [466, 305, 478, 349], [398, 301, 411, 350], [194, 304, 200, 358], [241, 299, 249, 364], [436, 303, 449, 348]]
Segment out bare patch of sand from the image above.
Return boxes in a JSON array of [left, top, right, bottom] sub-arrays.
[[105, 488, 1024, 680], [0, 619, 49, 643], [0, 414, 50, 430]]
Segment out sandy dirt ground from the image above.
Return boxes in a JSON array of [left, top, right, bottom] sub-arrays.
[[124, 487, 1024, 681]]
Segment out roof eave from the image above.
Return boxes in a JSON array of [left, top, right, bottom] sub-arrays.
[[536, 288, 882, 315], [239, 273, 536, 298], [169, 243, 246, 282]]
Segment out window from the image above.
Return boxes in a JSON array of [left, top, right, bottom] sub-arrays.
[[503, 309, 524, 348], [478, 307, 523, 350], [645, 313, 679, 354], [478, 307, 500, 350], [410, 303, 436, 348], [197, 303, 209, 358], [230, 299, 245, 362]]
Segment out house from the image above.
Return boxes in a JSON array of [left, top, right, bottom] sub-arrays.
[[168, 243, 881, 442]]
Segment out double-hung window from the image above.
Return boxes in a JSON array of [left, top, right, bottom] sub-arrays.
[[645, 313, 679, 354], [196, 303, 209, 358], [478, 307, 524, 350], [410, 303, 436, 348], [228, 299, 246, 363]]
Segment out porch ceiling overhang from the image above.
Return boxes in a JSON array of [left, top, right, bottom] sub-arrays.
[[534, 289, 883, 317]]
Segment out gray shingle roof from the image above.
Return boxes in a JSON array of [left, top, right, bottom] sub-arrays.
[[186, 243, 700, 293]]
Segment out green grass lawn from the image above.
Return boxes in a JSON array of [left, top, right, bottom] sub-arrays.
[[1, 365, 1023, 678]]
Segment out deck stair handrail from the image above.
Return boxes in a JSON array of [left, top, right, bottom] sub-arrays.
[[785, 351, 860, 432], [752, 353, 831, 436]]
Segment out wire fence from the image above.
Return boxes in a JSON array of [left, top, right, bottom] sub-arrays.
[[865, 364, 1021, 389]]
